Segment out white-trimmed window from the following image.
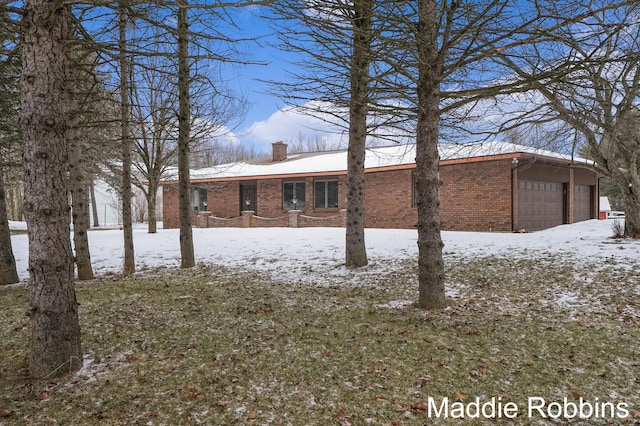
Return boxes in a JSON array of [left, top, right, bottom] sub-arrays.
[[283, 180, 306, 210], [314, 179, 339, 209]]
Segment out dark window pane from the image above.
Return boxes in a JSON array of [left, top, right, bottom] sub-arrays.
[[314, 180, 338, 209], [295, 183, 306, 209], [327, 180, 338, 207], [284, 181, 306, 209], [315, 181, 325, 208]]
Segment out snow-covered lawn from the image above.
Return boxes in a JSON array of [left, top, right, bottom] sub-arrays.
[[10, 218, 640, 319], [9, 218, 640, 285]]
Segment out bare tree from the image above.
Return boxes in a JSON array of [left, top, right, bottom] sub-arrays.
[[375, 0, 635, 308], [130, 55, 178, 234], [286, 133, 334, 153], [119, 3, 135, 276], [21, 0, 82, 377], [68, 95, 94, 280], [269, 0, 394, 267], [67, 45, 97, 280], [176, 0, 195, 268], [414, 0, 446, 309], [191, 138, 261, 166], [344, 0, 374, 267]]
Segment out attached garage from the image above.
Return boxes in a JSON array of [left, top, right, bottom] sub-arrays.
[[574, 184, 594, 223], [518, 180, 565, 231], [514, 161, 597, 232]]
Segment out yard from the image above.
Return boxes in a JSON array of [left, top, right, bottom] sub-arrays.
[[1, 220, 640, 424]]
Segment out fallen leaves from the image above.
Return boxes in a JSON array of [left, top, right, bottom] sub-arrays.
[[0, 409, 14, 418], [334, 404, 353, 424], [2, 261, 640, 425], [570, 390, 587, 399], [183, 384, 204, 401], [455, 392, 469, 402]]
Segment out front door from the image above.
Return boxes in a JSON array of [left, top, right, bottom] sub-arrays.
[[240, 183, 257, 213]]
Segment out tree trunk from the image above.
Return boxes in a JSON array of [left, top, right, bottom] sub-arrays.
[[147, 181, 158, 234], [20, 0, 82, 377], [119, 4, 135, 276], [345, 0, 373, 268], [415, 0, 446, 310], [622, 189, 640, 238], [68, 97, 94, 280], [177, 0, 195, 268], [0, 170, 19, 285], [89, 179, 99, 227]]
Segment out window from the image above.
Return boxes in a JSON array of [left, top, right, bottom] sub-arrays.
[[283, 181, 306, 210], [314, 179, 339, 209], [190, 187, 208, 211]]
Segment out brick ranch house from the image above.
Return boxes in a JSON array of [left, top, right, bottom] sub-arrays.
[[160, 141, 599, 232]]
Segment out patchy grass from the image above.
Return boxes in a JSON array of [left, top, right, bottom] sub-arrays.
[[1, 258, 639, 425]]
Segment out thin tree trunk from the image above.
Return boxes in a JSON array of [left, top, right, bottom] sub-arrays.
[[84, 182, 91, 228], [416, 0, 446, 310], [177, 0, 195, 268], [147, 182, 158, 234], [345, 0, 373, 268], [89, 179, 99, 227], [119, 4, 135, 276], [21, 0, 82, 377], [0, 170, 19, 285], [68, 97, 94, 280]]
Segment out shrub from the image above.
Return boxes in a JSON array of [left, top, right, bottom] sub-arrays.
[[611, 219, 625, 238]]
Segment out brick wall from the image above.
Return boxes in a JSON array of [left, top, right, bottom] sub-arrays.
[[162, 185, 179, 229], [440, 159, 513, 232], [364, 168, 417, 228], [257, 179, 281, 217], [163, 163, 514, 231], [207, 181, 239, 218]]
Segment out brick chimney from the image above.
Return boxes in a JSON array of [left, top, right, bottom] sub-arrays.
[[272, 141, 288, 162]]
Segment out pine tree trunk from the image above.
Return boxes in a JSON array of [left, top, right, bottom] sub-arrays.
[[119, 5, 135, 276], [416, 0, 446, 310], [68, 97, 94, 280], [177, 0, 195, 268], [345, 0, 373, 268], [20, 0, 82, 377], [0, 170, 19, 285]]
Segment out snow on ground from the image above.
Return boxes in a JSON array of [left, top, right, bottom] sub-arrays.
[[9, 219, 639, 286]]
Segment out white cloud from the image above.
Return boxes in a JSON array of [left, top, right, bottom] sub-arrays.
[[242, 100, 416, 151], [243, 102, 349, 150]]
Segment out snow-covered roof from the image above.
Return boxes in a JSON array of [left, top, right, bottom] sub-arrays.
[[163, 141, 588, 183]]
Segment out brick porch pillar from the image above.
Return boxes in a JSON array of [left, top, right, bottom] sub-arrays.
[[241, 210, 254, 228], [288, 210, 301, 227], [197, 211, 212, 228]]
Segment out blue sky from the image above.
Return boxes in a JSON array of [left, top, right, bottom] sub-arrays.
[[222, 6, 304, 151], [222, 5, 353, 152]]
